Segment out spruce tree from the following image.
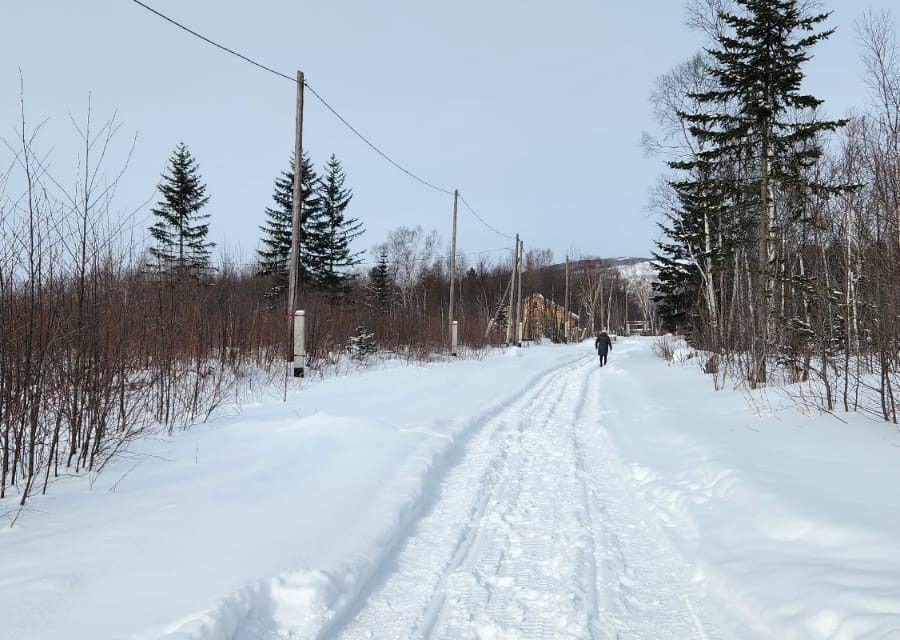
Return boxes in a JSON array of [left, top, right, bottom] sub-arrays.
[[369, 250, 392, 309], [257, 151, 320, 296], [495, 301, 509, 335], [148, 143, 214, 278], [653, 157, 739, 341], [311, 155, 364, 295], [653, 228, 699, 335]]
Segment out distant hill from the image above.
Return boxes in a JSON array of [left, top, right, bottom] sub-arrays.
[[543, 256, 656, 286]]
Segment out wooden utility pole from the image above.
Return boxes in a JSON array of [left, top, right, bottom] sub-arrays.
[[509, 237, 519, 345], [564, 255, 570, 343], [504, 247, 516, 344], [287, 69, 305, 318], [448, 189, 459, 353], [515, 238, 524, 345], [288, 70, 305, 377]]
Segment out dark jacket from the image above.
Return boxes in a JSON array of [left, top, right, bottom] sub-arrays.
[[595, 332, 612, 356]]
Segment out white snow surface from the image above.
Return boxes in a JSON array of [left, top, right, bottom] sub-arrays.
[[2, 339, 900, 639], [615, 260, 656, 288]]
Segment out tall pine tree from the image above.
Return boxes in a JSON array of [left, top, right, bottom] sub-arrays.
[[257, 151, 320, 296], [310, 155, 364, 295], [148, 143, 214, 278]]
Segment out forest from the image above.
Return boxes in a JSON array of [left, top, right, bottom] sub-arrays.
[[649, 0, 899, 423]]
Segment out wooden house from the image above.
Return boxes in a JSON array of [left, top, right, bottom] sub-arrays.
[[522, 293, 580, 343]]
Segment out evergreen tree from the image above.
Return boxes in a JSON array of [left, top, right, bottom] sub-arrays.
[[495, 301, 509, 335], [369, 250, 392, 309], [653, 158, 742, 340], [348, 324, 377, 360], [148, 143, 214, 277], [652, 228, 699, 335], [311, 155, 364, 295], [257, 151, 320, 296]]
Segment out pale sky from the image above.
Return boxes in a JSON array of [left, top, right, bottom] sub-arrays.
[[1, 0, 895, 265]]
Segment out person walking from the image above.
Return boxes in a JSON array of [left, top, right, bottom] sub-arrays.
[[595, 329, 612, 367]]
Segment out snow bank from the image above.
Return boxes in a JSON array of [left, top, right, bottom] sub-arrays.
[[599, 338, 900, 639], [0, 343, 582, 640], [5, 337, 900, 639]]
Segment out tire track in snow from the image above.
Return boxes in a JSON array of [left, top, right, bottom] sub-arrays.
[[335, 354, 597, 639], [574, 356, 718, 640], [419, 359, 592, 639], [324, 353, 594, 639], [339, 357, 593, 638], [153, 344, 726, 640], [332, 343, 722, 640], [162, 351, 589, 640]]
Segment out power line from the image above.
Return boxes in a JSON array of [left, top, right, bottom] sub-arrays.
[[226, 246, 513, 269], [458, 194, 514, 240], [362, 246, 513, 266], [130, 0, 295, 83], [130, 0, 453, 197], [130, 1, 516, 244], [302, 82, 453, 196]]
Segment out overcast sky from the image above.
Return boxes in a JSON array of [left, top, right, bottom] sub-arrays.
[[2, 0, 896, 265]]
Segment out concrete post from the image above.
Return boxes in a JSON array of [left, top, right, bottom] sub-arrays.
[[293, 310, 306, 378], [451, 320, 459, 357]]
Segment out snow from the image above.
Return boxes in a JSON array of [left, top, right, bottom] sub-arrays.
[[0, 345, 581, 640], [602, 341, 900, 638], [3, 338, 900, 639], [615, 259, 656, 288]]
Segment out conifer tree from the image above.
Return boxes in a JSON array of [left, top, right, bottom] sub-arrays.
[[653, 226, 699, 335], [369, 250, 392, 309], [311, 155, 364, 295], [650, 55, 731, 343], [495, 302, 509, 335], [257, 151, 320, 296], [148, 143, 214, 277]]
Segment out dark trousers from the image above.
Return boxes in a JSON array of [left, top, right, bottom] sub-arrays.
[[598, 353, 607, 366]]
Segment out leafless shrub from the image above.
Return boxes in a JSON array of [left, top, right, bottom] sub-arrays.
[[652, 335, 676, 363]]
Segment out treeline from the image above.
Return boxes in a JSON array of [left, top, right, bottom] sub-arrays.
[[649, 0, 899, 422]]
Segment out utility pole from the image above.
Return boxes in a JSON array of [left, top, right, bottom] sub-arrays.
[[508, 237, 519, 345], [515, 238, 524, 346], [449, 189, 459, 355], [288, 69, 306, 377], [564, 255, 570, 343]]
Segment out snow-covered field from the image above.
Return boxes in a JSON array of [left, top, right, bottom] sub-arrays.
[[2, 338, 899, 639]]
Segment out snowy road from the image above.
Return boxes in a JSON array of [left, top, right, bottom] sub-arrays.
[[330, 348, 718, 639], [8, 338, 900, 640]]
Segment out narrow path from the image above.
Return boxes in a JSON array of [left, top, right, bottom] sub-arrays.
[[574, 354, 715, 639], [334, 344, 720, 639]]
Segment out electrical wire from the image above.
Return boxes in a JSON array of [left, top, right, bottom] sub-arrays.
[[130, 0, 454, 197], [361, 246, 512, 266], [458, 193, 514, 240], [130, 0, 296, 82], [302, 81, 453, 196], [226, 246, 513, 269]]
